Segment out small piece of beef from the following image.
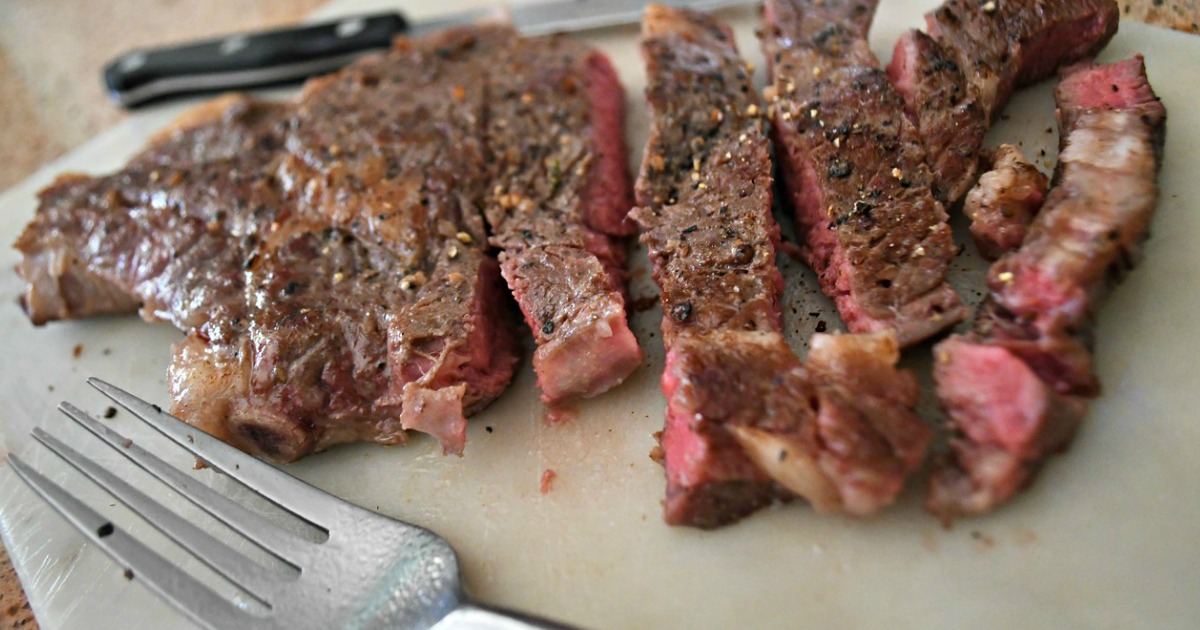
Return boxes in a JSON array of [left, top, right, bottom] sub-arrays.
[[929, 56, 1166, 519], [483, 34, 642, 404], [662, 330, 928, 526], [964, 144, 1049, 259], [15, 28, 526, 461], [887, 30, 985, 202], [636, 6, 928, 528], [763, 0, 967, 347], [887, 0, 1119, 203]]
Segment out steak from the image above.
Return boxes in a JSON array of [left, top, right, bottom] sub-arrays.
[[929, 56, 1166, 519], [762, 0, 968, 347], [887, 30, 985, 202], [963, 144, 1049, 260], [635, 5, 928, 528], [887, 0, 1120, 203], [482, 34, 642, 405], [15, 27, 545, 461]]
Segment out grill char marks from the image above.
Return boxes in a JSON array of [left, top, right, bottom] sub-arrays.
[[15, 28, 526, 461], [929, 56, 1166, 519], [887, 0, 1120, 204], [484, 34, 642, 405], [635, 5, 929, 528], [763, 0, 967, 348]]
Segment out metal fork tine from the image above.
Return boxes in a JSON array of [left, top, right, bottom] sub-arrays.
[[32, 425, 290, 601], [59, 401, 316, 565], [88, 378, 352, 525], [7, 454, 254, 630]]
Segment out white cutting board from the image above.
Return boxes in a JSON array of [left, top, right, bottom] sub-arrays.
[[2, 1, 1199, 628]]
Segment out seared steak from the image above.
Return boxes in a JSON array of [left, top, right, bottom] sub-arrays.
[[483, 34, 642, 404], [15, 27, 541, 461], [887, 30, 985, 202], [888, 0, 1120, 203], [762, 0, 968, 347], [963, 144, 1049, 260], [635, 5, 928, 528], [929, 56, 1166, 519]]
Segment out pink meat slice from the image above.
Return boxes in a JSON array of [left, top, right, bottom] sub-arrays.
[[929, 56, 1166, 519]]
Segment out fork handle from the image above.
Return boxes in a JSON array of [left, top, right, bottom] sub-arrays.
[[434, 601, 579, 629]]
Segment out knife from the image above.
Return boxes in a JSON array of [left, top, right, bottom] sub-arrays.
[[103, 0, 755, 108]]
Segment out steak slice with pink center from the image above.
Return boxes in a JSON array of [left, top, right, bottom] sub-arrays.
[[763, 0, 967, 347], [929, 56, 1166, 519]]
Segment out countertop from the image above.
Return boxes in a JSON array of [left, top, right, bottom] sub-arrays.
[[1, 1, 1196, 628]]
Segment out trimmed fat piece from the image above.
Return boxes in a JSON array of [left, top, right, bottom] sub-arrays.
[[929, 56, 1166, 519], [763, 0, 968, 347], [635, 5, 929, 528]]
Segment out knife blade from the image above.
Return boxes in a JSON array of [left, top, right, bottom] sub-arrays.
[[103, 0, 756, 108]]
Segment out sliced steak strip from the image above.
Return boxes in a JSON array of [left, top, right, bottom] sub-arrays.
[[763, 0, 967, 347], [887, 30, 985, 202], [929, 56, 1165, 519], [483, 34, 642, 404], [15, 27, 524, 461], [887, 0, 1119, 203], [963, 144, 1049, 260], [635, 5, 929, 528]]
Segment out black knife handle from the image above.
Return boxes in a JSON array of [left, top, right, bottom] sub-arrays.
[[102, 12, 408, 108]]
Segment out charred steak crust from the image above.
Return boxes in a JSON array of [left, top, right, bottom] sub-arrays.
[[929, 56, 1166, 519], [16, 28, 530, 461], [762, 0, 968, 348], [887, 0, 1120, 204], [483, 33, 643, 405], [635, 6, 929, 528]]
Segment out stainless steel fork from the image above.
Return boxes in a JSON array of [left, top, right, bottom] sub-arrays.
[[8, 378, 573, 629]]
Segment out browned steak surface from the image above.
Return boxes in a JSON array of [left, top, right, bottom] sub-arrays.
[[763, 0, 967, 347], [929, 56, 1165, 519], [15, 27, 526, 461], [635, 6, 928, 528], [483, 33, 642, 404], [633, 5, 785, 527], [887, 29, 986, 202], [632, 5, 782, 346], [888, 0, 1119, 203]]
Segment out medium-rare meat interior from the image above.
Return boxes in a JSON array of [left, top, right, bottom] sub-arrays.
[[634, 4, 929, 528], [887, 0, 1119, 204], [14, 24, 641, 460], [482, 34, 642, 405], [928, 55, 1166, 519], [762, 0, 968, 348]]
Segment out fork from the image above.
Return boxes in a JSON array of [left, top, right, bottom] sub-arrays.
[[7, 378, 573, 629]]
